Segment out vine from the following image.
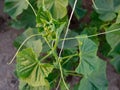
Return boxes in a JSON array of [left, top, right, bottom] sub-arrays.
[[4, 0, 120, 90]]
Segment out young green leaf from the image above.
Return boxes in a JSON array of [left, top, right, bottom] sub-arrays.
[[36, 7, 53, 30], [37, 0, 68, 19]]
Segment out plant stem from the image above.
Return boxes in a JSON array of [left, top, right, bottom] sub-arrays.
[[52, 36, 69, 90], [62, 54, 78, 66], [62, 54, 78, 60], [65, 70, 83, 77], [58, 59, 69, 90], [67, 73, 82, 77], [43, 37, 52, 49], [40, 51, 52, 61]]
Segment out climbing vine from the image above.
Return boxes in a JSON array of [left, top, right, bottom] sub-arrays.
[[4, 0, 120, 90]]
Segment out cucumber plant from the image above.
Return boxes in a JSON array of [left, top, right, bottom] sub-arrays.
[[4, 0, 120, 90]]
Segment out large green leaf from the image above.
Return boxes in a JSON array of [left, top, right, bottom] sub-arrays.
[[75, 36, 99, 77], [94, 0, 120, 21], [4, 0, 28, 19], [4, 0, 36, 29], [16, 48, 54, 87], [74, 36, 108, 90], [37, 0, 68, 19], [74, 60, 108, 90], [11, 6, 36, 29], [106, 24, 120, 50]]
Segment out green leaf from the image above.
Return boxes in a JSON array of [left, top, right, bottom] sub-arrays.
[[94, 0, 120, 21], [116, 12, 120, 24], [99, 13, 116, 21], [89, 11, 103, 28], [82, 27, 99, 45], [58, 30, 78, 49], [109, 43, 120, 73], [75, 36, 99, 77], [98, 36, 111, 56], [14, 28, 50, 53], [11, 6, 36, 29], [4, 0, 28, 19], [26, 39, 42, 57], [74, 60, 108, 90], [4, 0, 36, 29], [111, 55, 120, 73], [36, 8, 66, 41], [37, 0, 68, 19], [16, 48, 54, 87], [36, 8, 53, 30], [69, 0, 86, 20], [19, 81, 49, 90], [109, 43, 120, 57], [14, 28, 40, 48], [106, 24, 120, 50], [74, 36, 108, 89]]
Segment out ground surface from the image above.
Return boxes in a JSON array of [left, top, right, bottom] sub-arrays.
[[0, 0, 22, 90], [0, 0, 120, 90]]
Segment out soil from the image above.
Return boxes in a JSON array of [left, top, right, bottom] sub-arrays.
[[0, 0, 22, 90], [0, 0, 120, 90]]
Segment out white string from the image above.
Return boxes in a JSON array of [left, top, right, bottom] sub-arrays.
[[58, 0, 78, 58], [56, 0, 78, 90]]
